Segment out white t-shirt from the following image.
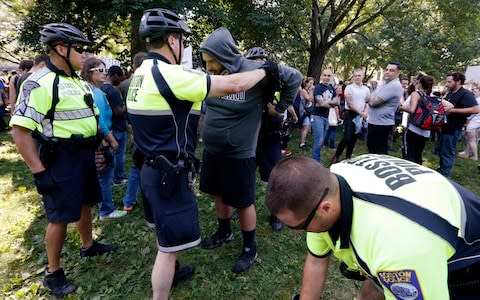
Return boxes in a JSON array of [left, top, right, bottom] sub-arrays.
[[344, 83, 370, 112]]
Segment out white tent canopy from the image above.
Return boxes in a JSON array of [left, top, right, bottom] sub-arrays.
[[465, 65, 480, 85]]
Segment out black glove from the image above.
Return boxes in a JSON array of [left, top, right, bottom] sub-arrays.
[[260, 60, 279, 77], [33, 170, 56, 195]]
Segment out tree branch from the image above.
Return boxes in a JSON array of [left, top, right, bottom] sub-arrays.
[[286, 25, 309, 50], [335, 0, 366, 31], [331, 0, 359, 29], [329, 0, 398, 46], [352, 31, 389, 54]]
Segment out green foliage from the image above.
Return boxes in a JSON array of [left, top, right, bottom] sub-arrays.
[[2, 125, 480, 299], [2, 0, 480, 79]]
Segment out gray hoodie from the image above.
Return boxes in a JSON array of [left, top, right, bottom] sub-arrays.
[[200, 27, 302, 158]]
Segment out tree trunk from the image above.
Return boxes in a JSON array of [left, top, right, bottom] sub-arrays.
[[307, 45, 328, 81], [130, 12, 145, 62]]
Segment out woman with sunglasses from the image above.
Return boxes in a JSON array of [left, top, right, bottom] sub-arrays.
[[81, 57, 125, 221]]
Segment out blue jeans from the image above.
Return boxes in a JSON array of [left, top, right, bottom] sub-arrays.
[[311, 115, 329, 163], [112, 130, 127, 180], [438, 129, 463, 178], [97, 165, 116, 217], [324, 126, 337, 149], [123, 164, 140, 208]]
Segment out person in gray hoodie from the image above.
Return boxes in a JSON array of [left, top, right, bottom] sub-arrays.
[[199, 27, 302, 274]]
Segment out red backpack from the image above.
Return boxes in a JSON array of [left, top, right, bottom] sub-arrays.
[[409, 91, 446, 131]]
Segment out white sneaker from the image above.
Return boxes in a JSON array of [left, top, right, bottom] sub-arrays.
[[99, 210, 127, 220]]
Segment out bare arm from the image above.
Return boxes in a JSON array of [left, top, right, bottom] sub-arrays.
[[8, 75, 18, 108], [207, 69, 266, 98], [11, 126, 45, 174], [300, 252, 330, 300], [288, 105, 299, 123], [104, 132, 119, 151], [300, 88, 312, 102], [449, 104, 480, 115], [365, 94, 384, 107], [399, 91, 420, 114], [345, 93, 362, 115], [315, 95, 339, 108]]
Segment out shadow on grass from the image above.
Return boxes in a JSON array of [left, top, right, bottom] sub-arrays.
[[0, 129, 361, 299], [0, 132, 156, 299]]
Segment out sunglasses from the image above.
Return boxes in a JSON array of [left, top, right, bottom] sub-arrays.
[[89, 67, 107, 74], [72, 45, 87, 54], [287, 188, 329, 230]]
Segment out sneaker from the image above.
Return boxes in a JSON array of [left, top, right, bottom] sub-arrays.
[[99, 210, 127, 220], [43, 268, 77, 297], [172, 262, 195, 287], [112, 178, 128, 186], [282, 149, 292, 157], [299, 143, 308, 150], [269, 215, 283, 232], [201, 231, 234, 249], [122, 204, 136, 212], [232, 248, 258, 274], [80, 240, 118, 257]]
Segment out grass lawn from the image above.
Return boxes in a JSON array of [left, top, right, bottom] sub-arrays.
[[1, 126, 479, 299]]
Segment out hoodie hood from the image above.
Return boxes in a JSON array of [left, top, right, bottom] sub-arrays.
[[200, 27, 242, 73]]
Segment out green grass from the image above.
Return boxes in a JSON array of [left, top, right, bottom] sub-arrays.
[[1, 128, 479, 299]]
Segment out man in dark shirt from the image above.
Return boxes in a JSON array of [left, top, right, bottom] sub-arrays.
[[438, 72, 479, 177], [101, 66, 128, 184], [311, 69, 338, 163]]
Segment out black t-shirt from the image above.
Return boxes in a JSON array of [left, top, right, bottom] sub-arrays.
[[444, 87, 477, 133], [16, 72, 32, 94], [100, 83, 127, 132], [313, 83, 336, 118]]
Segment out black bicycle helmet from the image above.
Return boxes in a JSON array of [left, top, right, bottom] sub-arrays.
[[246, 47, 268, 60], [39, 23, 92, 45], [139, 8, 191, 41]]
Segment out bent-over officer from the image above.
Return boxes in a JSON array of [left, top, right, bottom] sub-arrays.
[[267, 154, 480, 300]]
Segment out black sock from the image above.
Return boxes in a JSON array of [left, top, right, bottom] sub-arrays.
[[241, 229, 256, 253], [218, 218, 231, 236]]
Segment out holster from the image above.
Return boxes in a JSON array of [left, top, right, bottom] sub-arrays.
[[145, 155, 197, 196], [33, 130, 57, 168]]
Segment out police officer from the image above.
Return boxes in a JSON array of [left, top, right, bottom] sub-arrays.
[[10, 23, 117, 297], [127, 8, 278, 300], [266, 154, 480, 300]]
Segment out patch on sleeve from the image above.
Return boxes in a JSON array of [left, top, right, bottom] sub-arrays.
[[377, 270, 424, 300]]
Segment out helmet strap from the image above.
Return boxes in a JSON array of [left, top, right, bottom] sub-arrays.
[[50, 43, 76, 76], [165, 34, 182, 65]]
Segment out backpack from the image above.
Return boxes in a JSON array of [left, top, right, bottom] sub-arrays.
[[408, 91, 445, 131]]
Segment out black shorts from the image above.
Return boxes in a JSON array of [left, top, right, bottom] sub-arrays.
[[200, 151, 256, 208], [141, 164, 201, 253], [41, 146, 101, 223]]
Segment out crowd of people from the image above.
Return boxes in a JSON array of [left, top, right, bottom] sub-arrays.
[[4, 6, 480, 300]]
